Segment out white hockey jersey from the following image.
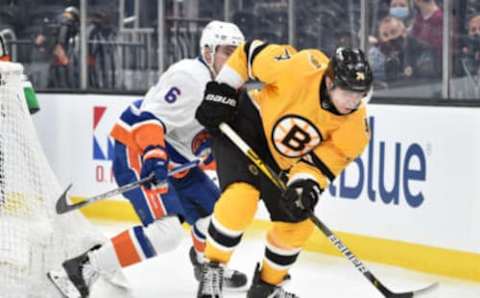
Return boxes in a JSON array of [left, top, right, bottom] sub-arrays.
[[142, 58, 212, 161], [110, 58, 213, 163]]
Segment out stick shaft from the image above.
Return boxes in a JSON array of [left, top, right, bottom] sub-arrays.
[[219, 123, 286, 191], [89, 160, 199, 201], [57, 160, 199, 213]]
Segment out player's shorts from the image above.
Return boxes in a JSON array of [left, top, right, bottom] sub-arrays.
[[112, 141, 219, 226], [213, 91, 294, 222]]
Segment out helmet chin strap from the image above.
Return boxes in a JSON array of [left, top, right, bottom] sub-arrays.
[[209, 64, 218, 78], [320, 78, 342, 115], [204, 46, 219, 79]]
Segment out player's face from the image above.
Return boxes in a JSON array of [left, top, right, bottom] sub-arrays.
[[330, 87, 365, 114], [213, 45, 237, 74]]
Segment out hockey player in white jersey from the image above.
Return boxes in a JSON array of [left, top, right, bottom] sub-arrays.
[[47, 20, 247, 298]]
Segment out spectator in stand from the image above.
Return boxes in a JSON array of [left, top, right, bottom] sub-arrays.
[[368, 0, 412, 53], [49, 6, 80, 88], [369, 16, 437, 83], [411, 0, 443, 74], [88, 11, 116, 89], [460, 14, 480, 77], [30, 19, 55, 90], [369, 16, 407, 82], [389, 0, 413, 28]]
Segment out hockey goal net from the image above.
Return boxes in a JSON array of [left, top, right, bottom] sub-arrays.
[[0, 61, 104, 297]]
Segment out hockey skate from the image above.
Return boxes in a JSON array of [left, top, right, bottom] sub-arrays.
[[47, 246, 101, 298], [247, 263, 299, 298], [189, 246, 248, 290], [196, 261, 224, 298]]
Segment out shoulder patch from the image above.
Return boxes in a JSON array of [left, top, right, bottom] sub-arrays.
[[274, 48, 292, 61], [308, 53, 322, 69]]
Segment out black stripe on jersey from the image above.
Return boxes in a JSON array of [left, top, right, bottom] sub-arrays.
[[244, 41, 269, 79], [305, 153, 336, 182], [208, 222, 243, 248], [265, 247, 300, 266]]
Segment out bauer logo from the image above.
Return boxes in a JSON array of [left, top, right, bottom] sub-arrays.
[[93, 106, 114, 161], [327, 116, 427, 208]]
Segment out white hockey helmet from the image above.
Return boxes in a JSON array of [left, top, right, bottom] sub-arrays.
[[200, 20, 245, 72]]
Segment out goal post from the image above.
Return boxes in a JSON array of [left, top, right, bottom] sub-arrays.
[[0, 61, 104, 297]]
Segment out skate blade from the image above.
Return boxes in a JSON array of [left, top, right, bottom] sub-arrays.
[[47, 270, 82, 298]]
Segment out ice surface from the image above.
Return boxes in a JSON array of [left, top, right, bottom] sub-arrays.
[[90, 221, 480, 298]]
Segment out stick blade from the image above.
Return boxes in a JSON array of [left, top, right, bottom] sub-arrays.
[[55, 184, 73, 214], [390, 282, 438, 298], [411, 282, 438, 297]]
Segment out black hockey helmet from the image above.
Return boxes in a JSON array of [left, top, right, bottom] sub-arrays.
[[327, 47, 373, 93]]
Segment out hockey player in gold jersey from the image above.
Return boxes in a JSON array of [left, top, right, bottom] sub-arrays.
[[195, 40, 373, 298]]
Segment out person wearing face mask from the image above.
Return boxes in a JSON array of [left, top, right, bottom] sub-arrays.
[[369, 16, 437, 83], [367, 0, 411, 56], [461, 15, 480, 77], [369, 16, 407, 82], [389, 0, 412, 26]]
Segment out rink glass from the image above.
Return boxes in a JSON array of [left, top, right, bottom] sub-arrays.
[[0, 0, 478, 101]]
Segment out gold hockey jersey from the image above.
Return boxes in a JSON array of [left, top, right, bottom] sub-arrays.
[[216, 40, 370, 189]]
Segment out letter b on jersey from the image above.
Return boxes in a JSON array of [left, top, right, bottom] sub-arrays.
[[282, 125, 311, 151], [272, 115, 322, 158]]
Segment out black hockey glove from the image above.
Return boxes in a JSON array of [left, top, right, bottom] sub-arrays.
[[281, 179, 322, 222], [195, 81, 238, 133]]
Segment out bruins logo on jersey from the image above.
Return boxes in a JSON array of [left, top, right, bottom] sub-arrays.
[[271, 115, 322, 158]]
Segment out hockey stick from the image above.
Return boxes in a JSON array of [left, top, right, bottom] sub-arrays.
[[219, 122, 437, 298], [55, 160, 200, 214]]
